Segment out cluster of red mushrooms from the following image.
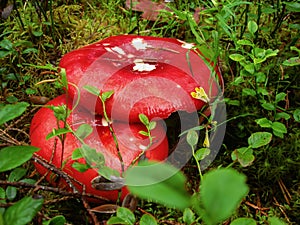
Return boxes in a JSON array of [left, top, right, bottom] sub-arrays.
[[30, 35, 222, 202]]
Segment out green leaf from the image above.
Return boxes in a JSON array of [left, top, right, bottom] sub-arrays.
[[125, 161, 190, 210], [244, 63, 255, 74], [43, 215, 66, 225], [285, 2, 300, 12], [293, 109, 300, 122], [271, 122, 287, 134], [231, 147, 255, 167], [275, 112, 290, 121], [268, 217, 287, 225], [248, 21, 258, 34], [261, 102, 275, 111], [22, 48, 38, 54], [3, 196, 43, 225], [148, 121, 157, 131], [242, 88, 256, 97], [230, 217, 256, 225], [0, 146, 39, 172], [139, 113, 149, 126], [282, 57, 300, 66], [46, 128, 70, 140], [248, 132, 272, 148], [199, 168, 249, 225], [71, 148, 83, 160], [8, 167, 27, 182], [255, 118, 272, 128], [229, 54, 245, 62], [71, 162, 90, 172], [0, 39, 13, 51], [139, 130, 149, 137], [183, 208, 195, 225], [6, 186, 17, 201], [83, 85, 100, 96], [186, 130, 199, 147], [237, 39, 253, 46], [32, 31, 43, 37], [140, 214, 157, 225], [275, 92, 286, 103], [107, 217, 128, 225], [195, 148, 210, 161], [75, 124, 93, 139], [101, 90, 114, 102], [116, 207, 135, 225], [98, 166, 120, 180], [0, 102, 29, 125]]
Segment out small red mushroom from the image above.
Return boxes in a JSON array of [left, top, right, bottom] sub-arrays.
[[30, 95, 169, 201], [59, 35, 222, 123]]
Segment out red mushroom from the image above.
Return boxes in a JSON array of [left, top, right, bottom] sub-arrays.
[[30, 95, 169, 201], [59, 35, 222, 123]]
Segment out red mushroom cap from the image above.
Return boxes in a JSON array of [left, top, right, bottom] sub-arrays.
[[59, 35, 222, 123], [30, 95, 169, 201]]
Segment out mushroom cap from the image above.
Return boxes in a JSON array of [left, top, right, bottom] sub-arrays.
[[59, 35, 222, 122], [30, 95, 169, 201]]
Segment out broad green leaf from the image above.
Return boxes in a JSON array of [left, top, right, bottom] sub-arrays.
[[43, 215, 66, 225], [125, 161, 190, 210], [0, 102, 29, 125], [293, 109, 300, 122], [6, 186, 17, 201], [248, 132, 272, 148], [75, 124, 93, 139], [242, 88, 256, 97], [248, 21, 258, 34], [230, 217, 256, 225], [107, 217, 128, 225], [98, 166, 120, 180], [116, 207, 135, 225], [282, 57, 300, 66], [83, 85, 100, 96], [231, 147, 255, 167], [0, 39, 13, 50], [244, 63, 255, 74], [275, 92, 286, 103], [187, 130, 199, 147], [195, 148, 210, 161], [0, 146, 39, 172], [139, 113, 149, 126], [275, 112, 290, 121], [237, 39, 253, 46], [148, 121, 157, 130], [101, 90, 114, 102], [140, 214, 157, 225], [8, 167, 27, 182], [255, 118, 272, 128], [261, 102, 275, 111], [183, 208, 195, 225], [268, 217, 287, 225], [271, 122, 287, 134], [273, 130, 284, 138], [71, 162, 90, 172], [81, 144, 105, 167], [46, 128, 70, 140], [285, 2, 300, 12], [71, 148, 83, 160], [3, 196, 43, 225], [229, 54, 245, 62], [199, 168, 249, 225]]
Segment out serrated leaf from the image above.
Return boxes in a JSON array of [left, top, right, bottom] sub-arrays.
[[46, 128, 70, 140], [248, 132, 272, 148], [0, 146, 39, 173], [75, 124, 93, 139], [125, 161, 190, 210], [186, 130, 198, 147], [0, 102, 29, 125], [139, 113, 149, 126], [84, 85, 100, 96], [3, 196, 43, 225], [199, 168, 249, 225], [230, 217, 256, 225]]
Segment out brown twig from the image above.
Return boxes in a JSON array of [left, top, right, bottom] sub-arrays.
[[273, 197, 291, 223], [278, 179, 292, 205]]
